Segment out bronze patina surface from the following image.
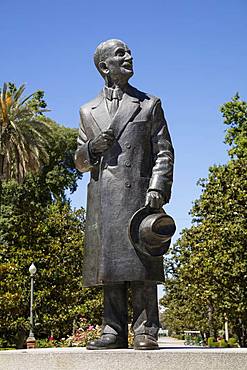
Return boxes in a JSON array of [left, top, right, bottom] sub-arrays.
[[75, 39, 174, 350]]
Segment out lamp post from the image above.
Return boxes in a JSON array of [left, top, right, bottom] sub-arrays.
[[26, 263, 37, 349], [224, 313, 229, 342]]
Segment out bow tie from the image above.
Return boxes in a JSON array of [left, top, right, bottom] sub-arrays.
[[104, 87, 124, 101]]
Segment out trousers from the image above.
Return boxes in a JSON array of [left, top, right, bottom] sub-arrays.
[[102, 281, 160, 340]]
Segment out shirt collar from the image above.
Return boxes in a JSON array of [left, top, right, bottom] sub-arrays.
[[104, 86, 124, 101]]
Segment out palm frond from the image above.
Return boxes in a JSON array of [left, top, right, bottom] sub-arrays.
[[0, 82, 51, 182], [2, 83, 7, 100], [13, 84, 26, 102]]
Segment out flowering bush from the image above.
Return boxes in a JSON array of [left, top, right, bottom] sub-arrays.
[[37, 338, 67, 348], [36, 318, 101, 348], [66, 324, 101, 347], [37, 318, 134, 348]]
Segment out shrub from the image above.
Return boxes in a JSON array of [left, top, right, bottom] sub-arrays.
[[208, 337, 219, 347], [219, 339, 228, 348], [228, 337, 239, 348], [66, 325, 101, 347]]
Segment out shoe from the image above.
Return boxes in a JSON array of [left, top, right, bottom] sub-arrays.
[[86, 334, 128, 350], [134, 334, 159, 350]]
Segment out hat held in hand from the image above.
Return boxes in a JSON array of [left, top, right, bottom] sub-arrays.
[[128, 206, 176, 257]]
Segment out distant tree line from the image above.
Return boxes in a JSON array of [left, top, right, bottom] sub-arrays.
[[160, 94, 247, 347]]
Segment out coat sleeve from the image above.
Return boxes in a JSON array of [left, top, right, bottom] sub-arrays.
[[74, 108, 99, 173], [148, 99, 174, 203]]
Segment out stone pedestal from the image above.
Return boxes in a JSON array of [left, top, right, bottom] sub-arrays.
[[1, 347, 247, 370]]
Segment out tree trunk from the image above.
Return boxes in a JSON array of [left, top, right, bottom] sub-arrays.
[[208, 304, 214, 337]]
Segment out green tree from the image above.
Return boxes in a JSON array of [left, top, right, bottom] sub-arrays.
[[0, 195, 102, 347], [0, 82, 51, 182], [161, 95, 247, 345], [221, 93, 247, 159], [0, 87, 103, 348]]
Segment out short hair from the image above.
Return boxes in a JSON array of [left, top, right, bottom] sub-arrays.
[[94, 39, 125, 76]]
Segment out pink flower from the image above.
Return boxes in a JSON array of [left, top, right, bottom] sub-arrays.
[[87, 325, 94, 331]]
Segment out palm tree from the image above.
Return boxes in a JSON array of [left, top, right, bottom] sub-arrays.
[[0, 82, 51, 183]]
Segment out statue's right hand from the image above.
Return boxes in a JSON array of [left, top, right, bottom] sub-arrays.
[[90, 129, 115, 156]]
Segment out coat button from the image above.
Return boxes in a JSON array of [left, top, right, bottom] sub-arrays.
[[125, 181, 131, 188], [125, 143, 131, 149], [125, 161, 131, 167]]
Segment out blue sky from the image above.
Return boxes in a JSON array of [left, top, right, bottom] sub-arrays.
[[1, 0, 247, 241]]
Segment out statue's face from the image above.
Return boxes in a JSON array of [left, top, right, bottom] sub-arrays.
[[99, 41, 133, 82]]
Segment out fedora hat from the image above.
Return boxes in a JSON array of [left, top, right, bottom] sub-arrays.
[[128, 206, 176, 257]]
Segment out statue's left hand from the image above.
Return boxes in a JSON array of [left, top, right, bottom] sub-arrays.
[[145, 190, 164, 209]]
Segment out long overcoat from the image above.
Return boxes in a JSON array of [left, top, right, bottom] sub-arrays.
[[75, 84, 174, 287]]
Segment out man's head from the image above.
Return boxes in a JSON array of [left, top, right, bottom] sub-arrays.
[[94, 39, 133, 85]]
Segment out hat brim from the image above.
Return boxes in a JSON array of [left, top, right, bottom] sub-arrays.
[[128, 206, 170, 257]]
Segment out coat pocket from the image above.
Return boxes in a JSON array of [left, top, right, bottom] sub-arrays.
[[131, 120, 148, 128]]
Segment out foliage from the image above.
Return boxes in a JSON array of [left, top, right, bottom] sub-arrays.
[[36, 338, 68, 348], [221, 93, 247, 159], [36, 320, 134, 348], [0, 192, 103, 348], [42, 119, 82, 198], [0, 82, 51, 182], [66, 318, 101, 347], [184, 335, 203, 346], [66, 327, 101, 347], [218, 338, 228, 348], [228, 337, 239, 348], [0, 91, 103, 348], [208, 337, 219, 348], [161, 95, 247, 346], [36, 319, 102, 348], [207, 337, 239, 348]]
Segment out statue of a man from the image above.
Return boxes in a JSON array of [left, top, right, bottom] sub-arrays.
[[75, 39, 174, 350]]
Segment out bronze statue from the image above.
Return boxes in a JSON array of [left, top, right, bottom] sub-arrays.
[[75, 39, 174, 350]]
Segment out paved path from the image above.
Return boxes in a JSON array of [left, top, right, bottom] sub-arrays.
[[158, 336, 187, 348]]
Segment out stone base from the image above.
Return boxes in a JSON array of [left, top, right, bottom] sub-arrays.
[[1, 347, 247, 370]]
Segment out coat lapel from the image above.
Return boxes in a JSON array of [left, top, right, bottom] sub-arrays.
[[90, 92, 111, 133], [110, 93, 141, 139], [90, 88, 141, 139]]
